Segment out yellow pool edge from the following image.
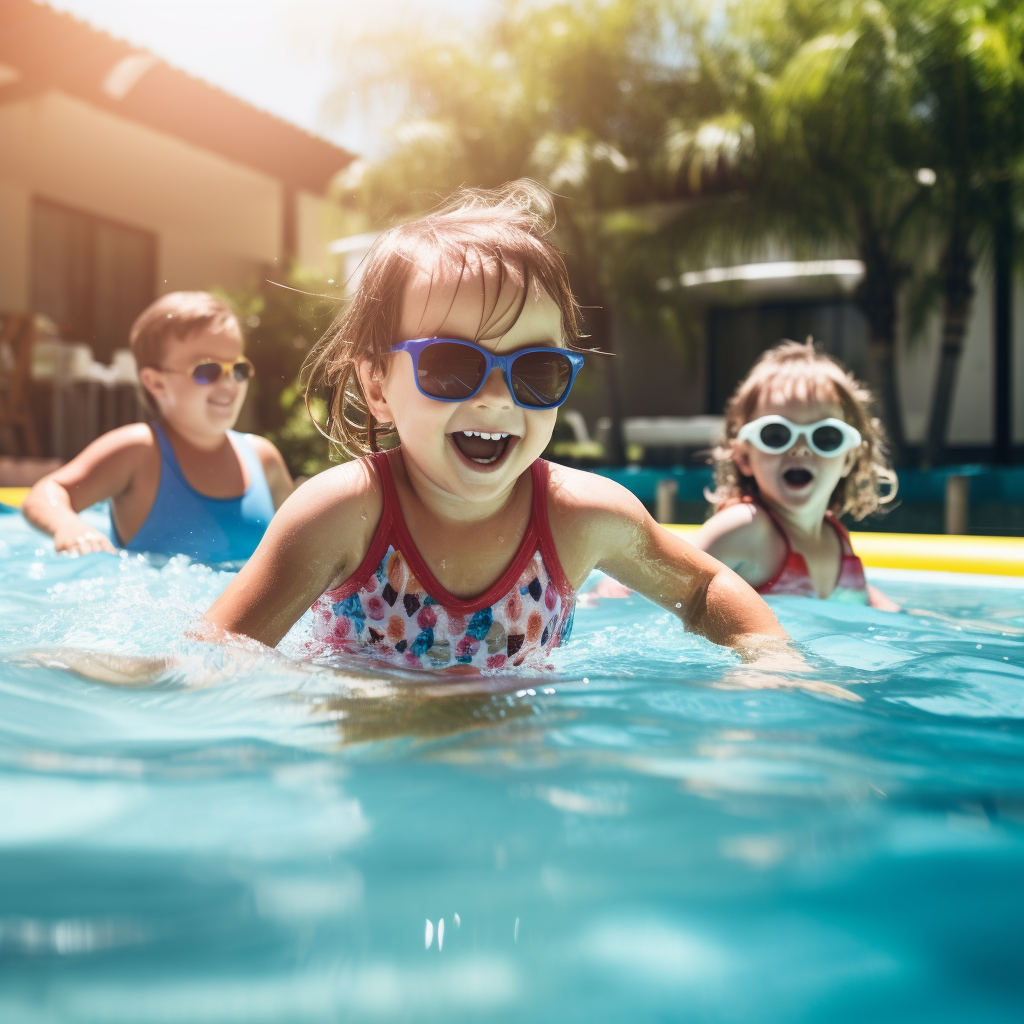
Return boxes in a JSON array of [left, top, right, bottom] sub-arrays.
[[3, 487, 1020, 576], [665, 524, 1024, 577], [0, 487, 29, 508]]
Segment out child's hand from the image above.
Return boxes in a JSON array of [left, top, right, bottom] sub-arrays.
[[721, 636, 862, 702], [53, 523, 117, 556]]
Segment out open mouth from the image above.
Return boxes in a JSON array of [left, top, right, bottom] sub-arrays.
[[449, 430, 515, 467], [782, 467, 814, 488]]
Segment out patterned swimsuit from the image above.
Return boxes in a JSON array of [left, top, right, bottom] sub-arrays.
[[752, 499, 868, 603], [311, 450, 576, 670]]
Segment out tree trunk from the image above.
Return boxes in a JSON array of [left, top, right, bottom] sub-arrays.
[[923, 227, 974, 468], [581, 301, 627, 465], [854, 226, 906, 465], [557, 207, 627, 465], [993, 177, 1013, 464]]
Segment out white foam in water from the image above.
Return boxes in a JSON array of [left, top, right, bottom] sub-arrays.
[[1, 506, 1022, 1023]]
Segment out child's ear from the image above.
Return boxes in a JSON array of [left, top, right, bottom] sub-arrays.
[[137, 367, 166, 409], [839, 446, 859, 479], [357, 359, 391, 423], [732, 442, 754, 478]]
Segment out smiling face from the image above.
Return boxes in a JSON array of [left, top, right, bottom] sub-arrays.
[[359, 260, 563, 505], [733, 390, 859, 518], [138, 324, 248, 443]]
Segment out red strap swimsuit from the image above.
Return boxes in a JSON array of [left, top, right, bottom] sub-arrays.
[[750, 499, 868, 603], [311, 450, 576, 670]]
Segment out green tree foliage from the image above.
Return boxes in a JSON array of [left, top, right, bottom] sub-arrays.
[[662, 0, 935, 463], [330, 0, 714, 462], [323, 0, 1023, 468], [218, 271, 338, 477], [908, 0, 1024, 465]]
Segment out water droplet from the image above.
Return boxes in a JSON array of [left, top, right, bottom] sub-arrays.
[[424, 919, 433, 949], [582, 677, 589, 684], [438, 918, 445, 951], [454, 913, 461, 928], [675, 602, 682, 609], [514, 917, 520, 943]]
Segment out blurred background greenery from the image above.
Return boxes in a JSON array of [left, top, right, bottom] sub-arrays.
[[220, 0, 1023, 479]]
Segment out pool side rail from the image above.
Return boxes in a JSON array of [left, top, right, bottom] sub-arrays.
[[664, 525, 1023, 577], [1, 486, 1021, 576]]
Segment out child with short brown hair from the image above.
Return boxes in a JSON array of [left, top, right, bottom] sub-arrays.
[[24, 291, 292, 562]]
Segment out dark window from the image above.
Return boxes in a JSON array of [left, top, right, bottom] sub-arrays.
[[32, 198, 156, 362], [707, 299, 868, 414]]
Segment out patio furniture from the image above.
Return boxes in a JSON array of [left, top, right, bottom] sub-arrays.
[[30, 339, 145, 459]]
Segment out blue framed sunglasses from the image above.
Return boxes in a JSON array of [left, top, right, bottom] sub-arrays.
[[392, 338, 584, 410]]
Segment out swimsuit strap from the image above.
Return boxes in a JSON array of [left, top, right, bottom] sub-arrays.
[[354, 449, 571, 613], [744, 494, 850, 558], [741, 496, 795, 593], [531, 458, 574, 600], [823, 510, 856, 556]]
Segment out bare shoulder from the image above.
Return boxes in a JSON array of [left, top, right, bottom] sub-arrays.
[[82, 422, 156, 460], [246, 434, 288, 473], [544, 462, 650, 585], [546, 462, 646, 526], [265, 457, 383, 565], [693, 502, 784, 586], [244, 434, 294, 507], [52, 422, 156, 483]]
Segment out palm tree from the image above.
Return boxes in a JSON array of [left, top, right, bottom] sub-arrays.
[[911, 0, 1024, 466], [326, 0, 706, 463], [661, 0, 933, 464]]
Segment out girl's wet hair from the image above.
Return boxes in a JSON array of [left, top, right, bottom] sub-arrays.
[[303, 180, 581, 457], [709, 339, 897, 520]]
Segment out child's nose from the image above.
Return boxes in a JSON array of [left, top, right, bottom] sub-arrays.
[[472, 366, 513, 408]]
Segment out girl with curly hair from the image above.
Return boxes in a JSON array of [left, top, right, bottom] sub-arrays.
[[694, 339, 899, 610]]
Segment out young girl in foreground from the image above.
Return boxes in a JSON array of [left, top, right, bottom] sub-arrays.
[[693, 341, 899, 611], [203, 183, 790, 672]]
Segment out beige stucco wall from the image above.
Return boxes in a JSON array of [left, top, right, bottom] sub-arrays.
[[0, 174, 29, 311], [0, 91, 333, 311], [897, 267, 1024, 446], [296, 190, 330, 274]]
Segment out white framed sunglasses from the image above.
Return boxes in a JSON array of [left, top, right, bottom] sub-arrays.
[[737, 415, 862, 457]]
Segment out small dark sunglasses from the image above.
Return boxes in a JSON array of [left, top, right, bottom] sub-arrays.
[[392, 338, 583, 410], [161, 357, 255, 386]]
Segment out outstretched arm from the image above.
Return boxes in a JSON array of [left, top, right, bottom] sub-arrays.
[[22, 424, 150, 554], [597, 506, 788, 653], [549, 470, 786, 652], [202, 460, 380, 647]]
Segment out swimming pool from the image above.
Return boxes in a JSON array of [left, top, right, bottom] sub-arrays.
[[1, 506, 1022, 1023]]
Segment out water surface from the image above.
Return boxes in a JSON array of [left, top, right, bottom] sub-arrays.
[[1, 507, 1022, 1023]]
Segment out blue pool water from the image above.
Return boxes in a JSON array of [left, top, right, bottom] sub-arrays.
[[1, 506, 1022, 1023]]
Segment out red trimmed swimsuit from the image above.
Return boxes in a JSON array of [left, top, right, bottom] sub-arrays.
[[752, 500, 869, 603], [311, 450, 576, 670]]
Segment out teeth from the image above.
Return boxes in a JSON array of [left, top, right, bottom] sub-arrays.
[[461, 431, 510, 440]]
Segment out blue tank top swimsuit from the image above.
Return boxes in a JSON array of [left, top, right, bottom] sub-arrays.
[[112, 422, 275, 563]]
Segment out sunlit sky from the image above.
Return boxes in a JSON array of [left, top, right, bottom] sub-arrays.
[[47, 0, 493, 156]]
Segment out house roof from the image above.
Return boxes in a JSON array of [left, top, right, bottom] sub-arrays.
[[0, 0, 355, 193]]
